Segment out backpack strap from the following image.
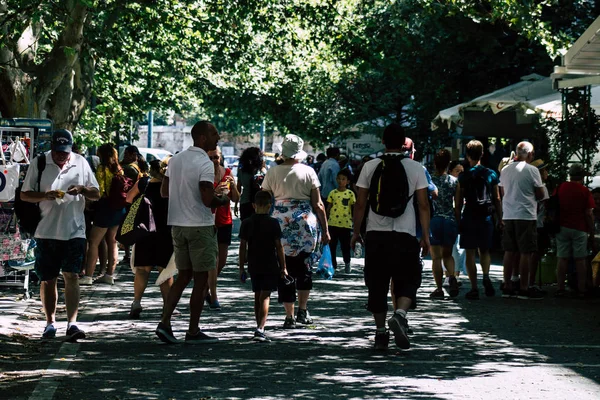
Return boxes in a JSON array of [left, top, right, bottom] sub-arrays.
[[138, 176, 151, 195], [36, 153, 46, 192]]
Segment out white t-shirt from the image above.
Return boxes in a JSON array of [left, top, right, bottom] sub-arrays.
[[165, 146, 215, 227], [22, 152, 99, 240], [356, 155, 428, 236], [262, 163, 320, 201], [499, 161, 544, 221]]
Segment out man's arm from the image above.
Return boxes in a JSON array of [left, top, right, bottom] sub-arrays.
[[67, 185, 100, 201], [161, 176, 169, 198], [415, 188, 430, 256], [238, 238, 247, 281], [535, 186, 546, 200], [21, 190, 58, 203], [311, 188, 330, 244], [200, 181, 229, 208], [586, 208, 595, 234], [275, 239, 288, 276], [351, 187, 369, 249], [493, 184, 503, 223], [454, 182, 463, 225]]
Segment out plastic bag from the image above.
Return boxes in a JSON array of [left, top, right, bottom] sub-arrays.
[[316, 244, 334, 280]]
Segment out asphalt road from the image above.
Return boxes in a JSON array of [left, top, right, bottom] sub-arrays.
[[1, 228, 600, 399]]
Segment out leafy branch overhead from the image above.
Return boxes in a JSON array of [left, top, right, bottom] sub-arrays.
[[0, 0, 597, 146]]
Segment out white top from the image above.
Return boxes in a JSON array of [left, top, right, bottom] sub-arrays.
[[165, 146, 215, 227], [22, 152, 99, 240], [356, 155, 428, 236], [499, 161, 544, 221], [262, 163, 320, 201]]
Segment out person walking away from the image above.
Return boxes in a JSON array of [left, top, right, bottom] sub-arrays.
[[206, 147, 240, 310], [80, 144, 127, 285], [239, 191, 288, 342], [448, 160, 466, 284], [127, 158, 174, 318], [318, 147, 341, 205], [21, 129, 100, 340], [499, 142, 546, 299], [455, 140, 502, 300], [236, 147, 264, 221], [429, 149, 459, 298], [351, 123, 430, 351], [155, 121, 229, 344], [262, 134, 330, 329], [326, 169, 356, 273], [555, 163, 595, 298]]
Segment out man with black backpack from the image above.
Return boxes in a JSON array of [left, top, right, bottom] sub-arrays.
[[351, 123, 430, 351], [454, 140, 502, 300], [20, 129, 100, 341]]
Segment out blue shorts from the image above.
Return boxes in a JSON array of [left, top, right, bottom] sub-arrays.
[[93, 198, 126, 228], [430, 217, 458, 247], [459, 217, 494, 250], [34, 238, 86, 281], [251, 273, 279, 293]]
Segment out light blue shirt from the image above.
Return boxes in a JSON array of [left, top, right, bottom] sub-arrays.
[[318, 158, 340, 199]]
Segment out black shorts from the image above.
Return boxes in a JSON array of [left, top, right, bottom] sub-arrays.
[[251, 273, 279, 293], [34, 238, 86, 281], [277, 251, 312, 303], [364, 231, 422, 313], [217, 224, 232, 245]]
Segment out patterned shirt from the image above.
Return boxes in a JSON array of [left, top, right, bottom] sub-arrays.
[[431, 174, 458, 220], [327, 188, 356, 229]]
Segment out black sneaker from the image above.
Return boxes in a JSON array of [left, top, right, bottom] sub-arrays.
[[465, 289, 480, 300], [185, 330, 219, 344], [448, 276, 459, 298], [156, 322, 178, 344], [501, 289, 517, 298], [518, 288, 544, 300], [429, 288, 444, 299], [42, 324, 57, 339], [483, 278, 495, 297], [65, 325, 86, 342], [374, 330, 390, 350], [252, 330, 271, 342], [283, 316, 296, 329], [296, 309, 314, 325], [387, 313, 410, 349]]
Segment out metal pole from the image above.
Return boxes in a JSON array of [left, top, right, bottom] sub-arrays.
[[259, 120, 265, 152], [148, 110, 153, 148]]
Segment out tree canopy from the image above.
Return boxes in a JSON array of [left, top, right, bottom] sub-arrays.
[[0, 0, 598, 147]]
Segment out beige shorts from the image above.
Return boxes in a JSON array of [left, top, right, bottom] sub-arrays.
[[556, 227, 588, 259], [171, 226, 218, 272]]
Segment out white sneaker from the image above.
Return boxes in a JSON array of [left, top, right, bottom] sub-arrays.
[[79, 276, 93, 286], [95, 274, 114, 285]]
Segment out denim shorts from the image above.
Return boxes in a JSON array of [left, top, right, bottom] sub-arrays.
[[430, 216, 458, 247], [34, 238, 86, 281]]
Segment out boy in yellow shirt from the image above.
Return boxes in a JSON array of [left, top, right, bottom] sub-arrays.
[[326, 170, 356, 273]]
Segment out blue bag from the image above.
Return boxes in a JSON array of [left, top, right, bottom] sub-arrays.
[[316, 244, 334, 280]]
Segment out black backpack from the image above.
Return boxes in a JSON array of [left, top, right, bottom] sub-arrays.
[[545, 183, 562, 235], [369, 154, 413, 218], [465, 168, 493, 219], [14, 154, 46, 236]]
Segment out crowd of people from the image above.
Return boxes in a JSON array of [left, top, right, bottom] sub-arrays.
[[20, 122, 599, 350]]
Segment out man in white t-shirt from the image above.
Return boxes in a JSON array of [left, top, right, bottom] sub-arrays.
[[155, 121, 230, 344], [499, 141, 546, 300], [21, 129, 100, 341], [351, 123, 430, 351]]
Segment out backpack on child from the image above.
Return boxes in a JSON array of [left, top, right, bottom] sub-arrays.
[[465, 169, 493, 219], [368, 154, 413, 218]]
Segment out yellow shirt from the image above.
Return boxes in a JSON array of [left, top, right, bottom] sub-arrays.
[[327, 188, 356, 229], [96, 165, 115, 198]]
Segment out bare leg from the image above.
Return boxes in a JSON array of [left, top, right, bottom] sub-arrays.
[[283, 302, 294, 318], [98, 238, 108, 275], [85, 226, 108, 277], [207, 243, 229, 303], [133, 267, 152, 303], [257, 291, 271, 329], [390, 281, 397, 309], [557, 257, 569, 291], [442, 246, 455, 276], [298, 290, 310, 310], [161, 269, 193, 326], [519, 252, 533, 291], [63, 272, 80, 323], [466, 249, 478, 290], [41, 278, 58, 325], [503, 251, 516, 287], [479, 249, 491, 276], [431, 245, 444, 289], [575, 258, 588, 293], [189, 271, 209, 334], [104, 226, 119, 276]]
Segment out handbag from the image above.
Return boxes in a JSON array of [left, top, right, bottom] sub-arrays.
[[0, 133, 20, 202], [1, 211, 29, 261], [315, 244, 335, 280], [116, 177, 156, 246]]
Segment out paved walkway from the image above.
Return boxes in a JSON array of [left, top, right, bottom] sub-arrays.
[[1, 225, 600, 399]]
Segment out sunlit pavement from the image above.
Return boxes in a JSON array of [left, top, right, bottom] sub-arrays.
[[1, 222, 600, 399]]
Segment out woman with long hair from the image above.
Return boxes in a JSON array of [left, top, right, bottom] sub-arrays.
[[79, 144, 127, 285], [127, 157, 174, 318], [236, 147, 264, 221]]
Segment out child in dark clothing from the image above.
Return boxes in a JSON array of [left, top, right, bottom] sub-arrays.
[[239, 191, 287, 342]]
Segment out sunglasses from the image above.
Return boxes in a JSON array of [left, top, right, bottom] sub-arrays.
[[209, 156, 220, 160]]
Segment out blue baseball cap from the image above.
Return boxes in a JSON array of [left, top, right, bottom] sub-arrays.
[[52, 129, 73, 153]]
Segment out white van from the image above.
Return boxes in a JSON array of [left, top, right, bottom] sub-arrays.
[[119, 147, 173, 163]]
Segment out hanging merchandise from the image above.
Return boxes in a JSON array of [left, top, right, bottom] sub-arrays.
[[9, 139, 29, 164], [0, 133, 20, 202]]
